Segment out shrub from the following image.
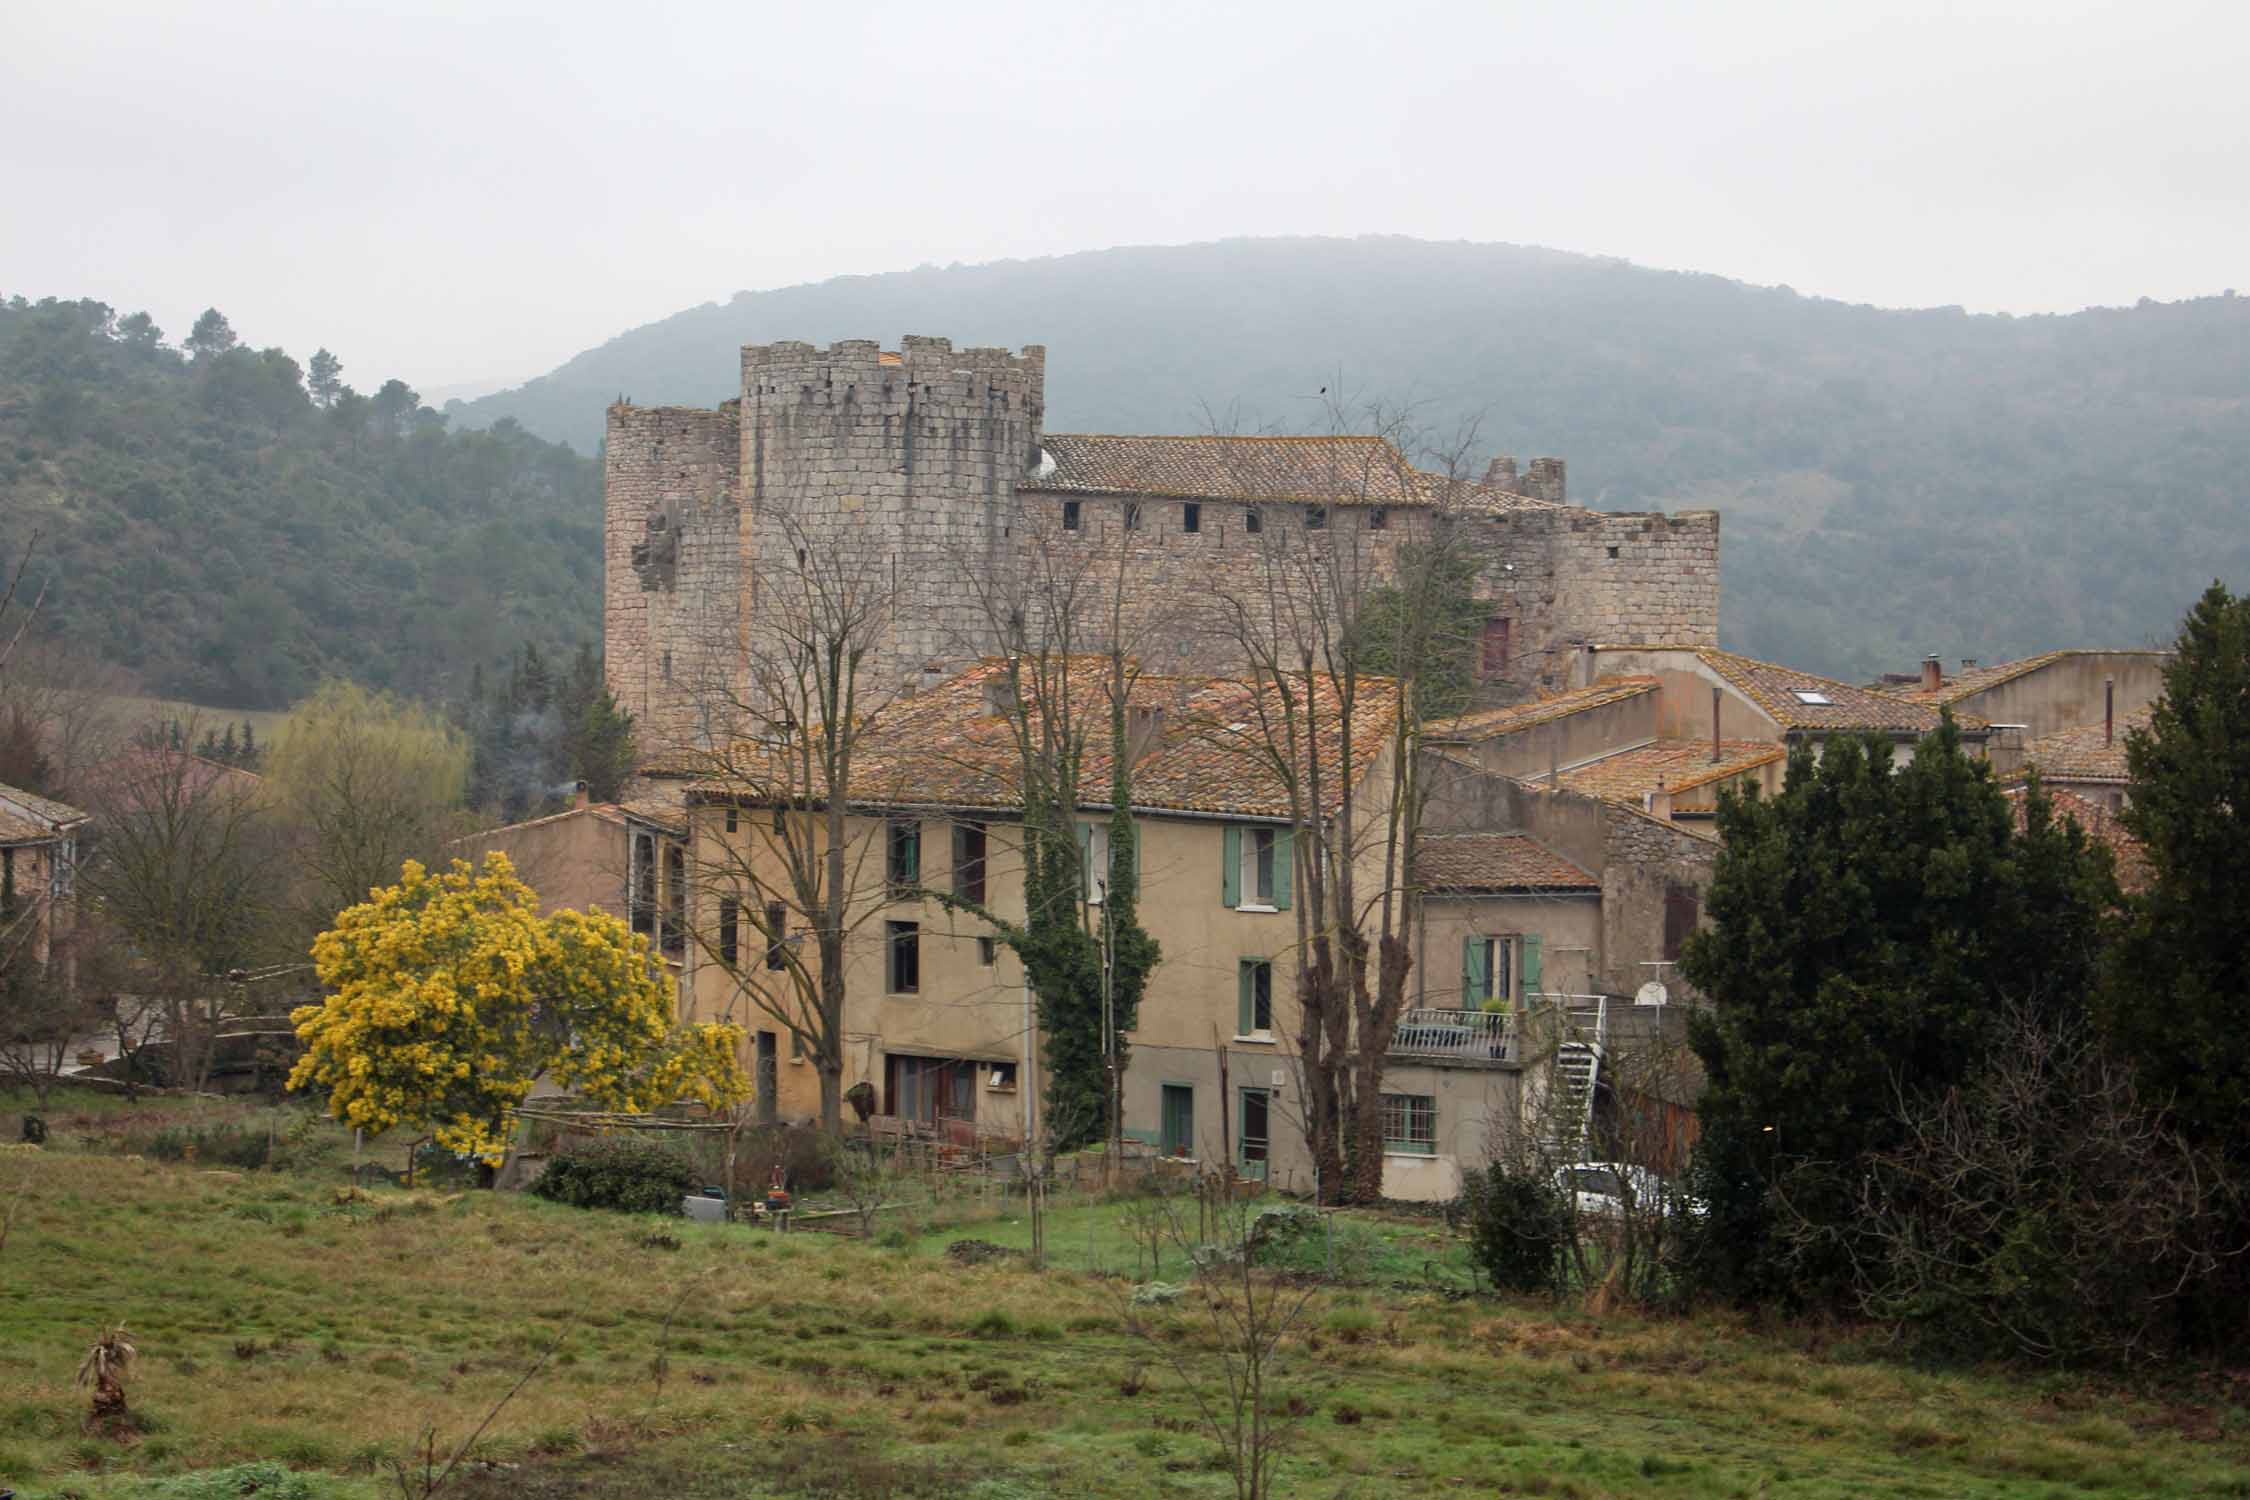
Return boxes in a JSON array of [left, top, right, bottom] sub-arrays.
[[528, 1137, 695, 1215], [1460, 1162, 1570, 1295]]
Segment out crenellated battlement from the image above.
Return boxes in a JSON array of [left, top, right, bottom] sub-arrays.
[[603, 333, 1722, 748]]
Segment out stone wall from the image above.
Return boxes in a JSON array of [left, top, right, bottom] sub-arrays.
[[739, 337, 1045, 696], [1598, 806, 1718, 1001], [604, 334, 1723, 734], [604, 402, 743, 753]]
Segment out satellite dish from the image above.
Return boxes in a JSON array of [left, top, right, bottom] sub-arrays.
[[1635, 981, 1669, 1007]]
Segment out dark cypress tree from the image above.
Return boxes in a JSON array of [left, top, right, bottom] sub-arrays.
[[1682, 719, 2113, 1304], [2100, 581, 2250, 1159]]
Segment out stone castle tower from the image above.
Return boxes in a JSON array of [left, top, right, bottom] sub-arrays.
[[607, 335, 1721, 753], [605, 337, 1046, 751]]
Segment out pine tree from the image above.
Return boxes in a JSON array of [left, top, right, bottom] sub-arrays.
[[2100, 581, 2250, 1157], [238, 722, 259, 769], [1682, 719, 2113, 1303]]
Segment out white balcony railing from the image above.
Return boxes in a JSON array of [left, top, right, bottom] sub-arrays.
[[1390, 1007, 1514, 1063]]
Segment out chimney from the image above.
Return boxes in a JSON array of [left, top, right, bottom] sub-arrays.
[[1960, 658, 1979, 673], [1581, 643, 1597, 688], [573, 780, 590, 810], [1126, 704, 1168, 763], [919, 660, 947, 694], [1525, 456, 1567, 503], [2105, 677, 2115, 746], [982, 676, 1016, 717], [1644, 778, 1672, 821], [1921, 654, 1943, 694], [1712, 686, 1722, 764], [1483, 455, 1519, 490]]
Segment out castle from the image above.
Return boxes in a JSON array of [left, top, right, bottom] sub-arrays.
[[604, 336, 1723, 749]]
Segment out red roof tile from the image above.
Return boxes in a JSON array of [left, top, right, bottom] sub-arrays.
[[1427, 676, 1660, 742], [1697, 649, 1972, 733], [680, 658, 1401, 821], [1415, 833, 1598, 892], [1556, 740, 1784, 806], [2015, 711, 2147, 783], [1028, 433, 1560, 514]]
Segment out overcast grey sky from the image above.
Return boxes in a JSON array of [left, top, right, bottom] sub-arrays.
[[7, 0, 2244, 394]]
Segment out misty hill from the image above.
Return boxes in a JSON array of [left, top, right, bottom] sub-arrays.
[[454, 236, 2250, 680], [0, 297, 599, 709]]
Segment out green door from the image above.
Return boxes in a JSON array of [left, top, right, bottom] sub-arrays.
[[1160, 1085, 1195, 1158], [1238, 1088, 1271, 1181]]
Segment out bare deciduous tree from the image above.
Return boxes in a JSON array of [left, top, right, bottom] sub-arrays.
[[1196, 399, 1484, 1202], [80, 728, 282, 1093], [679, 512, 903, 1134]]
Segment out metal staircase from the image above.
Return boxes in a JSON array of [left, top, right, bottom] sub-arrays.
[[1535, 995, 1608, 1162]]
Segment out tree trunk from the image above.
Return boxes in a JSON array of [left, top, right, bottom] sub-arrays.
[[1348, 933, 1414, 1204], [819, 1060, 842, 1135]]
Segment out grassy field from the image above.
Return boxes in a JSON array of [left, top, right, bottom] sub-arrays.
[[3, 1088, 2248, 1499]]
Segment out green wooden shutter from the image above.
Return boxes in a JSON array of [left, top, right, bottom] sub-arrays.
[[1131, 818, 1142, 881], [1077, 821, 1094, 901], [1520, 934, 1543, 997], [1222, 826, 1241, 908], [1463, 936, 1489, 1008], [1238, 960, 1253, 1034], [1272, 828, 1294, 910]]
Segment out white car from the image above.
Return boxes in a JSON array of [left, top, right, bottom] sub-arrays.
[[1554, 1162, 1703, 1220]]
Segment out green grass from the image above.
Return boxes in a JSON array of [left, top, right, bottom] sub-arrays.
[[3, 1088, 2247, 1498]]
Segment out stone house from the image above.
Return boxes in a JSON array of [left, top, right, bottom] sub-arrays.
[[0, 780, 89, 972]]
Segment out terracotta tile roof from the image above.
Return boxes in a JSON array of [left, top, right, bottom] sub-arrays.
[[2014, 711, 2147, 784], [0, 782, 89, 844], [1555, 740, 1784, 806], [1697, 649, 1973, 734], [451, 796, 684, 850], [681, 658, 1401, 821], [1427, 676, 1660, 742], [1415, 833, 1598, 892], [2007, 784, 2149, 894], [1887, 650, 2073, 705], [1028, 433, 1562, 514]]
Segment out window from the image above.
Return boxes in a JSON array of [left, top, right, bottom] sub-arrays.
[[662, 843, 686, 956], [986, 1060, 1017, 1091], [724, 807, 738, 834], [1183, 502, 1201, 534], [1382, 1093, 1436, 1155], [790, 1029, 805, 1064], [1463, 934, 1541, 1008], [1222, 825, 1290, 910], [952, 820, 987, 905], [1161, 1083, 1195, 1158], [1238, 958, 1274, 1036], [1606, 545, 1620, 559], [629, 833, 656, 937], [1663, 885, 1700, 961], [1238, 1088, 1271, 1179], [1370, 506, 1389, 531], [1245, 507, 1262, 535], [1791, 690, 1834, 706], [764, 900, 787, 971], [887, 818, 920, 896], [977, 935, 998, 967], [661, 651, 672, 681], [1123, 501, 1142, 531], [886, 1053, 974, 1122], [1480, 617, 1511, 679], [1062, 499, 1081, 531], [1305, 505, 1327, 530], [887, 921, 920, 994], [718, 898, 739, 967], [1083, 821, 1111, 902]]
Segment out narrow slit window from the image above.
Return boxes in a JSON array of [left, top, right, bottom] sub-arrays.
[[1062, 500, 1081, 532], [1183, 502, 1201, 534]]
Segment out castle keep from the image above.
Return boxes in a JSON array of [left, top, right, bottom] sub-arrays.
[[605, 336, 1721, 748]]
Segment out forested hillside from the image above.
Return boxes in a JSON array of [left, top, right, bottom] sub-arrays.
[[0, 297, 599, 708], [453, 236, 2250, 679]]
